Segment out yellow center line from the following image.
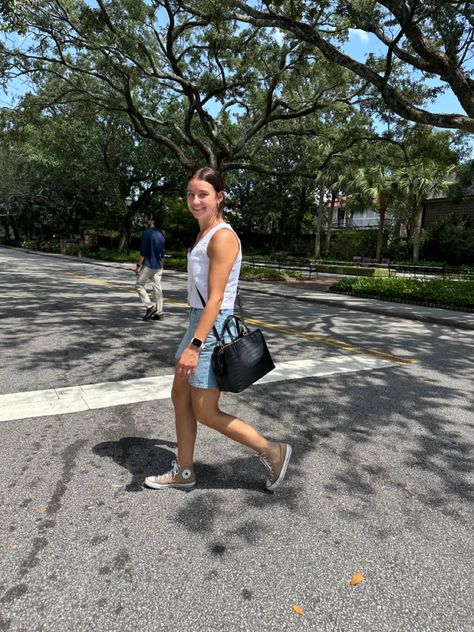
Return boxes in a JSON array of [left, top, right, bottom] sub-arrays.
[[64, 273, 416, 366], [245, 318, 416, 366]]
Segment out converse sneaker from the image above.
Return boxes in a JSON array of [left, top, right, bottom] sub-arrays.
[[258, 443, 292, 491], [144, 460, 196, 490]]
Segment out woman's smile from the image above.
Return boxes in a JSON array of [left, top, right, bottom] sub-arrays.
[[187, 178, 223, 220]]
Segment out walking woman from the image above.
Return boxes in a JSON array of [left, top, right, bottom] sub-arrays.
[[144, 167, 291, 491]]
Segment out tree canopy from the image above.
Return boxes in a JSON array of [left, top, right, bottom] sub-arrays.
[[190, 0, 474, 132], [0, 1, 472, 262]]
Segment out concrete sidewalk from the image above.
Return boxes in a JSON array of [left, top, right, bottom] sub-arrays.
[[7, 246, 474, 330]]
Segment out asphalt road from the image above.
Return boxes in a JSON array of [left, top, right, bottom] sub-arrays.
[[0, 247, 473, 632]]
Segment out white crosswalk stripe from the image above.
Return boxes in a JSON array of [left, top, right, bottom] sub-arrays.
[[0, 355, 395, 423]]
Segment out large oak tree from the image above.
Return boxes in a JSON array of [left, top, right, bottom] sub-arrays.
[[1, 0, 373, 173], [184, 0, 474, 133]]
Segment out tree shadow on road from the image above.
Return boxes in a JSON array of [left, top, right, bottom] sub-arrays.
[[92, 435, 300, 497]]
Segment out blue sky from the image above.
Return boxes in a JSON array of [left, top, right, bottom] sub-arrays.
[[344, 29, 469, 118]]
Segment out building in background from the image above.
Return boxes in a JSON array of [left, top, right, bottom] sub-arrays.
[[324, 196, 386, 229]]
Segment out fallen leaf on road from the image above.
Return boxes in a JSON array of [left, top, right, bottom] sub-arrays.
[[292, 605, 304, 616], [351, 571, 365, 586], [35, 508, 46, 513]]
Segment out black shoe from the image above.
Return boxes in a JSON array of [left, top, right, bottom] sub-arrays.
[[143, 306, 157, 321], [152, 313, 164, 321]]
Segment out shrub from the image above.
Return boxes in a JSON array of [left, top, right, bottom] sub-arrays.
[[23, 239, 60, 253], [422, 213, 474, 265], [240, 266, 301, 281], [328, 229, 379, 260], [385, 239, 411, 261], [330, 277, 474, 308], [86, 248, 140, 263], [164, 257, 187, 270], [22, 240, 40, 250]]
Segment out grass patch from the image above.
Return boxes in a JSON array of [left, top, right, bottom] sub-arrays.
[[330, 277, 474, 309], [240, 266, 302, 281]]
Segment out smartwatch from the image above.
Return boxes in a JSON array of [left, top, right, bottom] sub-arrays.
[[190, 337, 203, 349]]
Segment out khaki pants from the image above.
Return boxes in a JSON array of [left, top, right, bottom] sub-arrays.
[[136, 266, 163, 313]]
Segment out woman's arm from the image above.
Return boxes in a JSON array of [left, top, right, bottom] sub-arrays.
[[176, 229, 239, 378]]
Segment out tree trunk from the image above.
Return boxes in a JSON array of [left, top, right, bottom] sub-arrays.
[[119, 208, 134, 253], [375, 198, 387, 260], [2, 221, 11, 241], [412, 202, 424, 263], [314, 181, 325, 259], [325, 190, 336, 256], [118, 226, 128, 252], [11, 217, 20, 241]]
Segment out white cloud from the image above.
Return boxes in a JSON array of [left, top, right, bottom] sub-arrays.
[[349, 28, 370, 43]]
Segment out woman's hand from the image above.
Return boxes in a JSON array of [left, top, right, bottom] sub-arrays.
[[176, 346, 200, 380]]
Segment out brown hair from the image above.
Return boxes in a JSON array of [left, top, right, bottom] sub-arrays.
[[188, 166, 225, 215]]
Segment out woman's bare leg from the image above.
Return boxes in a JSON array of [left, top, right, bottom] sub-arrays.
[[171, 372, 197, 465], [190, 387, 270, 453]]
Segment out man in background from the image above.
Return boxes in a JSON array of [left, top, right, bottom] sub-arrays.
[[135, 216, 166, 321]]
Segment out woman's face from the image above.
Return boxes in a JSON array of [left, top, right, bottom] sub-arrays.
[[186, 178, 224, 222]]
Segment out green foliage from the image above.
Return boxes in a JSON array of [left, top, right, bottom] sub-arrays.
[[164, 257, 187, 271], [330, 277, 474, 308], [240, 266, 301, 281], [316, 263, 389, 276], [327, 229, 379, 259], [22, 239, 60, 253], [422, 214, 474, 265], [160, 198, 197, 249], [385, 239, 411, 261], [89, 249, 140, 263], [448, 159, 474, 203]]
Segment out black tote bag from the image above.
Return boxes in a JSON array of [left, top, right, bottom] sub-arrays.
[[195, 288, 275, 393], [211, 315, 275, 393]]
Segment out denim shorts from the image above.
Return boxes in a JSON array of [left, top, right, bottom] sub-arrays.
[[175, 308, 237, 389]]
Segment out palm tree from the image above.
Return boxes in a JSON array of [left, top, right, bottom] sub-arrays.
[[448, 159, 474, 203], [395, 161, 454, 262], [346, 166, 399, 260]]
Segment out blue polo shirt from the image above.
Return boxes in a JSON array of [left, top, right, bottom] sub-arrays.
[[140, 227, 165, 269]]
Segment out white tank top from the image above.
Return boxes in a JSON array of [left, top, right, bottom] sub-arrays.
[[187, 223, 242, 309]]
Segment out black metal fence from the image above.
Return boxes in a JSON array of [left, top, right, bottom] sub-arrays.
[[242, 255, 474, 281], [242, 256, 319, 279]]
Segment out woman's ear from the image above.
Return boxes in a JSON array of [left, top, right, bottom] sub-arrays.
[[217, 191, 224, 209]]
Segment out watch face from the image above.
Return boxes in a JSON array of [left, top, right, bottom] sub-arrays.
[[191, 337, 202, 348]]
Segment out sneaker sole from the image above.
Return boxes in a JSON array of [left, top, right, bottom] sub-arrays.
[[266, 444, 292, 491], [143, 311, 157, 321], [144, 477, 196, 490]]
